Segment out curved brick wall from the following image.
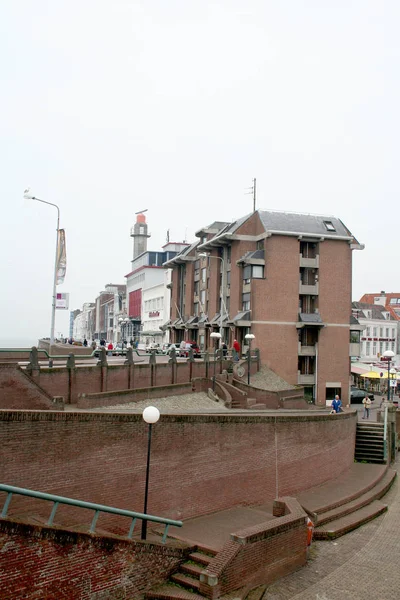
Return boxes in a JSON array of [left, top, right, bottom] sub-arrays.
[[0, 411, 356, 529]]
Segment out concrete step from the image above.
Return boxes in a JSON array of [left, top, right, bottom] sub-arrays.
[[171, 573, 201, 592], [314, 500, 387, 540], [180, 563, 204, 578], [316, 469, 396, 526], [188, 551, 213, 566], [145, 584, 205, 599]]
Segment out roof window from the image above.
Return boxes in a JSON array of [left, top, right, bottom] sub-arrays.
[[323, 220, 336, 232]]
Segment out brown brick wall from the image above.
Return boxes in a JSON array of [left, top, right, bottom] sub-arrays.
[[0, 520, 189, 600], [0, 411, 356, 530]]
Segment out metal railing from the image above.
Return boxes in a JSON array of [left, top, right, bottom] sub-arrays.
[[0, 484, 182, 544]]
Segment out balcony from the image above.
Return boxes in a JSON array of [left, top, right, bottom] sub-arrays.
[[298, 343, 316, 356], [349, 343, 361, 357], [299, 254, 319, 268], [299, 282, 319, 295], [298, 373, 316, 385]]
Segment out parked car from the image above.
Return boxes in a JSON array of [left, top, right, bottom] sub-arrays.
[[350, 386, 374, 404]]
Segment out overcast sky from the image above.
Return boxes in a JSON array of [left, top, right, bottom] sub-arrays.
[[1, 0, 399, 343]]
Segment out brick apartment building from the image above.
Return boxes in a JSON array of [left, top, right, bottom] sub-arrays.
[[164, 209, 363, 405]]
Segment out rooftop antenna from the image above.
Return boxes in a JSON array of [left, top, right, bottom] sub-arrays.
[[184, 227, 187, 243], [245, 178, 257, 212], [166, 229, 170, 243], [135, 209, 148, 215]]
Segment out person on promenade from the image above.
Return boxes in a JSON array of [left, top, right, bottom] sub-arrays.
[[83, 338, 88, 347], [362, 395, 371, 419], [331, 395, 343, 413]]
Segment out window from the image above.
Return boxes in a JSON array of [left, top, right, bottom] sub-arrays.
[[373, 327, 377, 337], [226, 270, 231, 288], [194, 281, 199, 296], [243, 265, 251, 283], [380, 342, 384, 355], [323, 220, 336, 232], [202, 236, 207, 244], [242, 293, 251, 311], [380, 327, 383, 337], [194, 302, 199, 316], [227, 246, 231, 263], [373, 342, 377, 356], [385, 342, 389, 350], [366, 342, 370, 356], [257, 240, 264, 250], [350, 331, 360, 343], [139, 226, 145, 234], [366, 327, 370, 336], [252, 265, 264, 278], [392, 342, 395, 351], [386, 328, 389, 337], [200, 290, 206, 305], [201, 268, 207, 283], [392, 328, 396, 338], [390, 298, 400, 304]]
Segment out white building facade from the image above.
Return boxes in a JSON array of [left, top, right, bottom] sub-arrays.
[[352, 302, 398, 363]]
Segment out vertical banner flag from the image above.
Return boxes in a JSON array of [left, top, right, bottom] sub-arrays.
[[56, 229, 67, 284]]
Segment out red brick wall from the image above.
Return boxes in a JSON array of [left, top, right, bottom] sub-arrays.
[[0, 520, 190, 600], [200, 498, 307, 599], [0, 411, 356, 530], [0, 364, 55, 410]]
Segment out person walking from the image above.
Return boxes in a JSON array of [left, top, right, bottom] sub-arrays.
[[233, 339, 240, 362], [331, 395, 343, 413], [362, 395, 372, 419]]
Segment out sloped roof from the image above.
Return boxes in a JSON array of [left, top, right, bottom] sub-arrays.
[[352, 301, 392, 320], [258, 211, 353, 238]]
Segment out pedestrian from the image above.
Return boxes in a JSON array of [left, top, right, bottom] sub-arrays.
[[91, 340, 96, 350], [233, 339, 240, 361], [83, 338, 88, 347], [362, 395, 371, 419], [222, 342, 228, 357], [331, 395, 343, 413]]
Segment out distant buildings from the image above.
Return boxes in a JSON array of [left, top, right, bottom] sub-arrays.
[[353, 292, 400, 361], [165, 209, 363, 405]]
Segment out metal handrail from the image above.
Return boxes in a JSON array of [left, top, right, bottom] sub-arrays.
[[0, 484, 182, 544]]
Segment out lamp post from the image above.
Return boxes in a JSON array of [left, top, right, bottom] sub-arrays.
[[23, 188, 60, 348], [210, 332, 221, 391], [383, 350, 395, 402], [141, 406, 160, 540], [245, 333, 255, 385], [198, 253, 225, 343]]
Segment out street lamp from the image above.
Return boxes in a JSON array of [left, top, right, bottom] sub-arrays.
[[198, 253, 225, 343], [23, 188, 61, 348], [383, 350, 395, 402], [141, 406, 160, 540], [245, 333, 255, 385], [210, 332, 221, 391]]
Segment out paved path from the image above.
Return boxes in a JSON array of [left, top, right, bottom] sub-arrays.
[[263, 459, 400, 600]]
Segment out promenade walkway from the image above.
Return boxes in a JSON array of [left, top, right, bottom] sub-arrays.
[[264, 459, 400, 600]]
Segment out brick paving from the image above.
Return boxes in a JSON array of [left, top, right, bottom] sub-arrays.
[[263, 460, 400, 600]]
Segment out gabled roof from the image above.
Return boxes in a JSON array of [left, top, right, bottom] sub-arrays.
[[163, 240, 199, 267], [197, 209, 359, 251], [258, 210, 354, 239], [352, 301, 393, 321]]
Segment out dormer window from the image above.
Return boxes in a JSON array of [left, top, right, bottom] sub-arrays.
[[323, 220, 336, 232]]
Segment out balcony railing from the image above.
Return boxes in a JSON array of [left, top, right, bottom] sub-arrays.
[[299, 254, 319, 268], [299, 282, 319, 295], [298, 343, 316, 356], [297, 372, 315, 385]]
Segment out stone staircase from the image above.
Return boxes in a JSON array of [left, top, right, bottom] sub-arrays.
[[355, 422, 385, 464], [311, 468, 396, 540], [145, 545, 217, 600]]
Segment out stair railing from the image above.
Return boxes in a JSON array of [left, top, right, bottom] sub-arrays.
[[0, 484, 182, 544], [383, 404, 388, 461]]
